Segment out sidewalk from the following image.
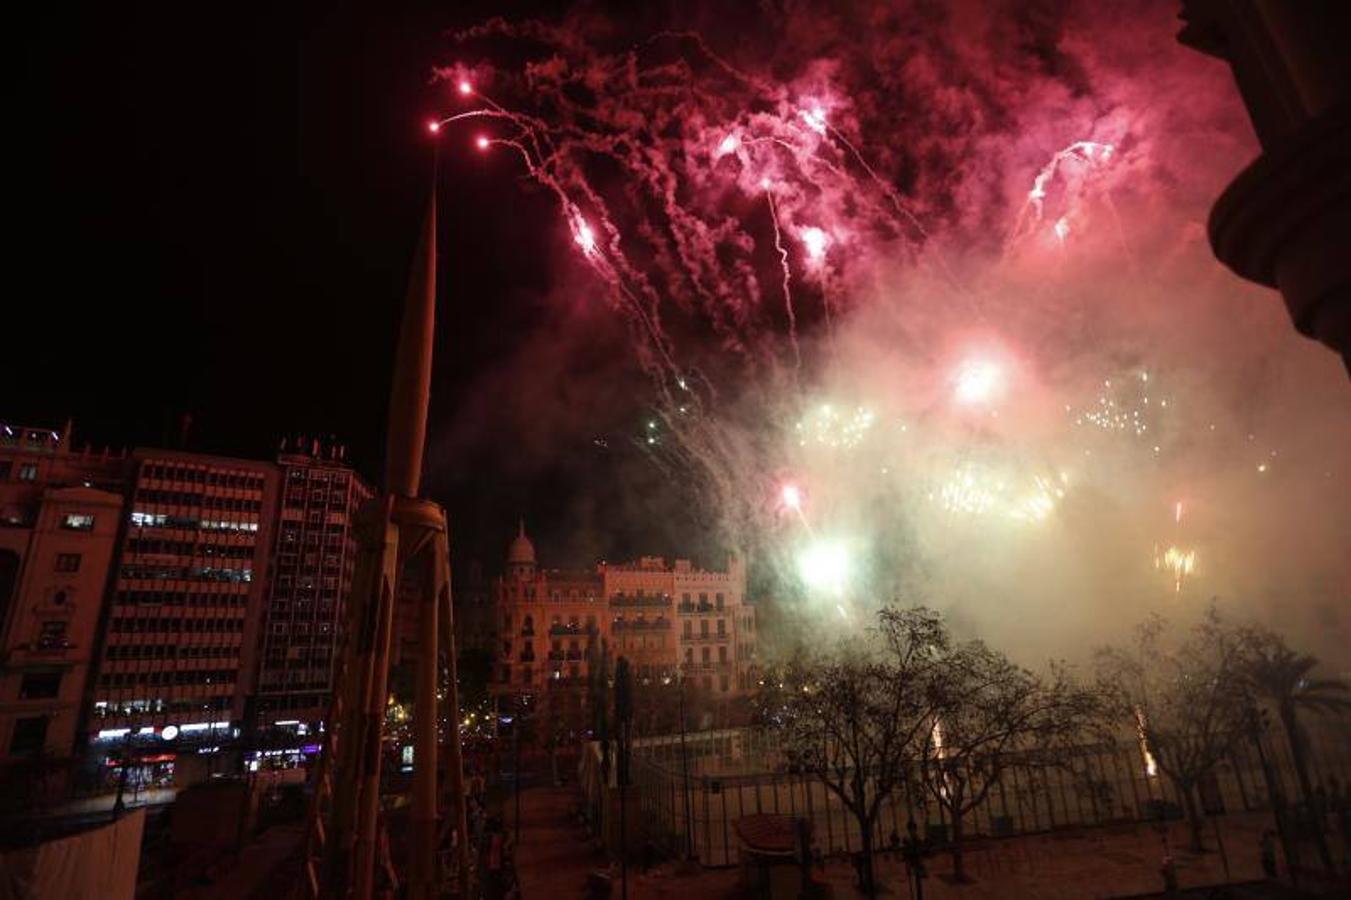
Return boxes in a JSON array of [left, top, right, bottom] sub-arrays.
[[40, 787, 177, 818], [514, 786, 609, 899]]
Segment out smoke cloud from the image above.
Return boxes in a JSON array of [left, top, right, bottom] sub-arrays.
[[431, 0, 1351, 667]]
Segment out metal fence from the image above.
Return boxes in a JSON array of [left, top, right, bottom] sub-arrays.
[[612, 720, 1351, 868]]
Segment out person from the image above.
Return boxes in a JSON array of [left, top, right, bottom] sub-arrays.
[[1260, 829, 1277, 879], [1160, 852, 1178, 895]]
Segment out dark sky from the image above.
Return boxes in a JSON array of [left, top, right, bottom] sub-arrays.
[[10, 2, 707, 570]]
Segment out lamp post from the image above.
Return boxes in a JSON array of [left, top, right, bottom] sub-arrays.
[[666, 670, 695, 861]]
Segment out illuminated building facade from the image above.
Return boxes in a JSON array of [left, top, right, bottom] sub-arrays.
[[250, 439, 372, 748], [489, 523, 757, 734], [0, 422, 127, 775], [87, 450, 279, 775]]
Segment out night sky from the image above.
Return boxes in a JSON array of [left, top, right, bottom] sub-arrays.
[[11, 3, 701, 571]]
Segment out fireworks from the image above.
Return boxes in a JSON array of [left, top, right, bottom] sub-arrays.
[[953, 358, 1005, 405], [1071, 371, 1167, 439], [797, 539, 852, 597], [799, 226, 829, 264], [573, 219, 597, 255], [433, 21, 1328, 634], [1009, 140, 1117, 250], [1154, 545, 1196, 594], [799, 104, 828, 135], [931, 465, 1066, 524], [794, 404, 876, 449], [1135, 707, 1159, 778]]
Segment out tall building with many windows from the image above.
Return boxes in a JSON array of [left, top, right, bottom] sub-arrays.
[[250, 439, 371, 747], [87, 450, 278, 778], [0, 422, 128, 777]]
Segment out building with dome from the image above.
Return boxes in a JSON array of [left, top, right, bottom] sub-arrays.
[[488, 522, 758, 737]]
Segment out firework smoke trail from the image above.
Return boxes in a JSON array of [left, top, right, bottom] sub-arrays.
[[1005, 140, 1116, 256], [764, 184, 802, 374]]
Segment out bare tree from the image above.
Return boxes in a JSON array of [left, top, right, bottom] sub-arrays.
[[762, 606, 950, 898], [1096, 606, 1252, 851], [917, 645, 1100, 882]]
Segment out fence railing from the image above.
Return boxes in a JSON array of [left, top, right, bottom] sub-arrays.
[[577, 720, 1351, 869]]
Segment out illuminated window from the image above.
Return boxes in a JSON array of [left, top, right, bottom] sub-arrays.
[[61, 513, 95, 531], [18, 464, 38, 482]]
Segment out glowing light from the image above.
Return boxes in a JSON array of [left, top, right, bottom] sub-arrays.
[[1135, 708, 1159, 777], [1053, 216, 1070, 244], [716, 133, 740, 156], [953, 358, 1003, 405], [574, 219, 597, 254], [1154, 544, 1196, 594], [799, 226, 829, 263], [475, 135, 490, 151], [797, 539, 851, 596], [427, 121, 441, 134], [800, 105, 828, 135], [780, 483, 803, 511], [457, 80, 473, 96]]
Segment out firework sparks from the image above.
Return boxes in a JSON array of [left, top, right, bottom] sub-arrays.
[[932, 466, 1066, 524], [1135, 708, 1159, 778], [1071, 371, 1165, 439], [794, 404, 876, 449], [1154, 544, 1197, 594]]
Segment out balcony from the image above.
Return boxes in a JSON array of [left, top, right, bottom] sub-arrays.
[[609, 594, 672, 609], [612, 619, 671, 631], [676, 603, 715, 615], [549, 623, 596, 635], [681, 660, 733, 673], [684, 632, 727, 642], [6, 642, 78, 665]]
